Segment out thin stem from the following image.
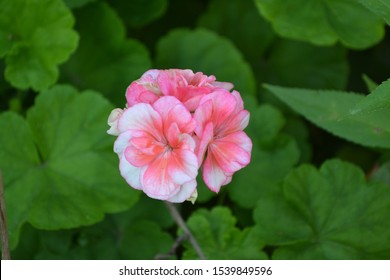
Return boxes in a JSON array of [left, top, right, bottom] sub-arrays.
[[0, 170, 11, 260], [164, 201, 206, 260]]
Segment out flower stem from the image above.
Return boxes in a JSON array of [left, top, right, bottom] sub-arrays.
[[0, 170, 11, 260], [164, 201, 206, 260]]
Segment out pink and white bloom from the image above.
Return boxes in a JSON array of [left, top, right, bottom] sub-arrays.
[[126, 69, 233, 111], [113, 96, 199, 202], [194, 90, 252, 193], [108, 68, 252, 203]]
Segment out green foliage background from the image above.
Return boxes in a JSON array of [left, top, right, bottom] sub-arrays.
[[1, 0, 390, 260]]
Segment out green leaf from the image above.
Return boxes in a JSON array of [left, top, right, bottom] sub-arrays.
[[358, 0, 390, 25], [60, 1, 152, 105], [228, 103, 300, 209], [119, 220, 173, 259], [349, 78, 390, 115], [245, 101, 286, 145], [183, 207, 267, 259], [342, 79, 390, 145], [362, 74, 379, 92], [156, 28, 256, 97], [262, 39, 349, 90], [198, 0, 275, 63], [109, 0, 168, 28], [254, 159, 390, 259], [254, 0, 385, 49], [0, 0, 78, 91], [0, 85, 139, 249], [265, 84, 390, 149]]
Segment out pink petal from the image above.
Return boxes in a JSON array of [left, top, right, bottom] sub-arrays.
[[231, 90, 244, 111], [194, 99, 213, 136], [166, 122, 181, 148], [216, 110, 250, 135], [141, 69, 160, 80], [153, 96, 196, 134], [212, 81, 234, 91], [157, 70, 178, 97], [117, 103, 162, 140], [222, 131, 253, 155], [199, 90, 237, 129], [126, 83, 159, 107], [141, 153, 180, 200], [183, 94, 206, 112], [114, 130, 133, 157], [167, 149, 198, 185], [125, 136, 165, 167], [176, 86, 212, 111], [195, 122, 214, 165], [167, 179, 197, 203], [210, 131, 252, 173], [202, 152, 229, 193], [153, 95, 182, 117], [166, 123, 196, 152], [119, 155, 143, 190]]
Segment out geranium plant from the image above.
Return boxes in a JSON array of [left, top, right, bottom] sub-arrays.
[[0, 0, 389, 260]]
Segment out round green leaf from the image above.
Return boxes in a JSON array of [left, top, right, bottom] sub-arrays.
[[183, 207, 267, 259], [0, 85, 139, 249], [254, 159, 390, 259], [156, 28, 256, 96], [254, 0, 385, 49], [0, 0, 78, 91]]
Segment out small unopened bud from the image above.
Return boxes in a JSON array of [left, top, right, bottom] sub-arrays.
[[107, 108, 123, 136]]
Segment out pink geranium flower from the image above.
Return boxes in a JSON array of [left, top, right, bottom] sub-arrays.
[[108, 69, 252, 203], [126, 69, 233, 111], [194, 90, 252, 192], [113, 96, 199, 202]]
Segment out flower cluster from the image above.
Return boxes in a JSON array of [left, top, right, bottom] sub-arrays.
[[108, 69, 252, 203]]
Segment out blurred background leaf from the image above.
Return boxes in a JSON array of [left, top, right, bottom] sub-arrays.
[[254, 159, 390, 259], [0, 85, 139, 249], [265, 84, 390, 149], [254, 0, 385, 49], [0, 0, 78, 91], [183, 207, 267, 259]]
